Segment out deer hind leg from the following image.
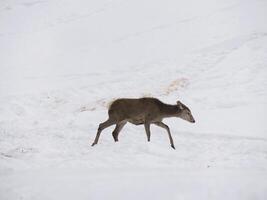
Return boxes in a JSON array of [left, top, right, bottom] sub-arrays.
[[91, 118, 115, 146], [144, 122, 151, 142], [154, 122, 175, 149], [112, 121, 127, 142]]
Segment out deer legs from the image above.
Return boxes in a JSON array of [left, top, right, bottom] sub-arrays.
[[144, 121, 175, 149], [144, 122, 151, 142], [112, 121, 127, 142], [92, 119, 175, 149], [154, 122, 175, 149], [92, 118, 115, 146]]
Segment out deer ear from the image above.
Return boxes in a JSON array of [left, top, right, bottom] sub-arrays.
[[177, 101, 183, 110]]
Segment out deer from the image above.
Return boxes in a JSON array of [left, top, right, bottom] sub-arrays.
[[91, 97, 195, 149]]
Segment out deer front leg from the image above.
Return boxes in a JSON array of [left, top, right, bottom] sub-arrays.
[[154, 122, 175, 149], [144, 122, 151, 142]]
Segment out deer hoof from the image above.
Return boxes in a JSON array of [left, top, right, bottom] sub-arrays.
[[171, 145, 175, 150], [91, 142, 97, 146]]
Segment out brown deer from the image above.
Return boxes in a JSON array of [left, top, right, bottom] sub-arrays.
[[91, 97, 195, 149]]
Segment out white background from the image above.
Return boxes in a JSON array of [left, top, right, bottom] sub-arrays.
[[1, 0, 267, 199]]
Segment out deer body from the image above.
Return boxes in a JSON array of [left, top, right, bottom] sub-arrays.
[[91, 97, 195, 149]]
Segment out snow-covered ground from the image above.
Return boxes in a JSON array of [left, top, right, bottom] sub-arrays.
[[1, 0, 267, 199]]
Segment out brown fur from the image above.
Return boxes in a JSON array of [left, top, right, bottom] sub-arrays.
[[91, 97, 195, 149]]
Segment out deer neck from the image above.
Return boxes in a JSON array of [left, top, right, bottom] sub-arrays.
[[161, 104, 180, 118]]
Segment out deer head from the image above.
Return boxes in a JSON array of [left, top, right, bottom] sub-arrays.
[[177, 101, 195, 123]]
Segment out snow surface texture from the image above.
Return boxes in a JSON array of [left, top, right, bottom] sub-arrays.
[[1, 0, 267, 199]]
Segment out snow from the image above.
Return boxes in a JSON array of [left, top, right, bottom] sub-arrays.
[[1, 0, 267, 199]]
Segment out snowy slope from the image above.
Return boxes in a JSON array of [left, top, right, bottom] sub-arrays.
[[1, 0, 267, 199]]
